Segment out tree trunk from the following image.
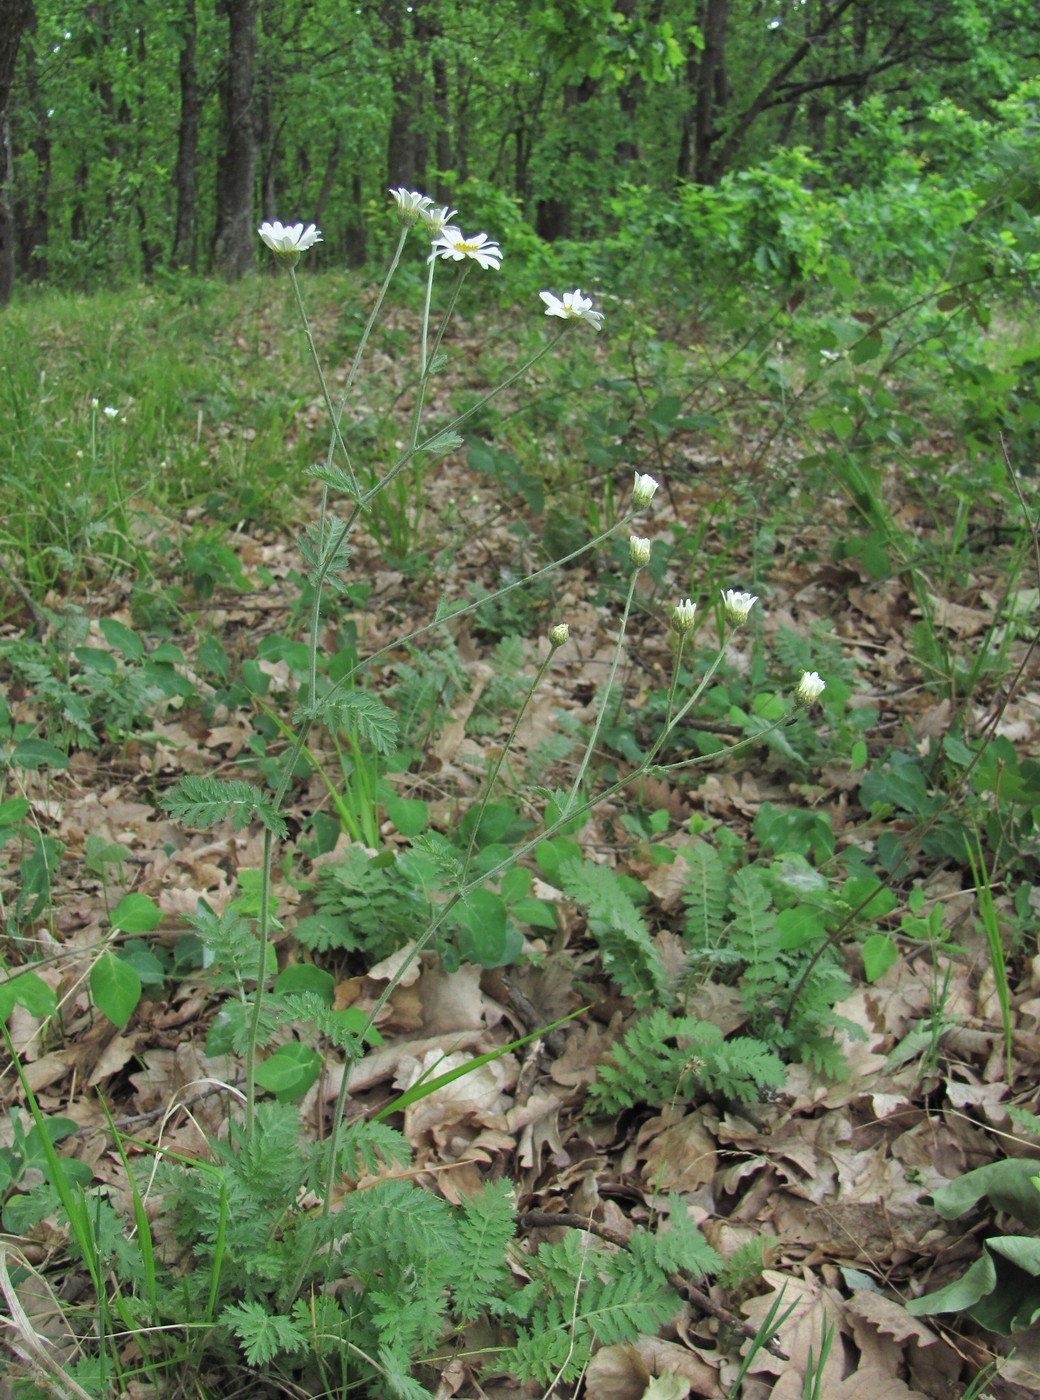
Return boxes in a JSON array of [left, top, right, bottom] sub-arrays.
[[384, 0, 426, 191], [0, 0, 33, 304], [213, 0, 258, 281], [13, 0, 49, 282], [679, 0, 729, 182], [171, 0, 199, 270]]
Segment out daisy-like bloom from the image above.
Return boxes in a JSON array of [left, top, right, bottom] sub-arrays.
[[257, 220, 322, 261], [102, 405, 119, 419], [549, 623, 570, 648], [419, 204, 458, 238], [632, 472, 659, 509], [672, 598, 697, 634], [721, 589, 758, 625], [429, 228, 503, 271], [389, 188, 433, 225], [539, 289, 604, 331], [629, 535, 651, 568], [795, 671, 826, 706]]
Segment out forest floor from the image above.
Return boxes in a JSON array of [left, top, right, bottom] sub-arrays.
[[1, 279, 1038, 1400]]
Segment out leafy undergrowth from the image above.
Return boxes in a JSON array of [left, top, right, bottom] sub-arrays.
[[1, 272, 1039, 1400]]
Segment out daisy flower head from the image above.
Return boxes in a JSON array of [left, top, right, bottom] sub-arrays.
[[539, 289, 604, 331], [389, 188, 434, 226], [429, 228, 503, 271], [419, 204, 458, 238], [258, 220, 322, 262], [672, 599, 697, 635], [795, 671, 826, 707], [632, 472, 659, 509], [629, 535, 651, 569], [721, 589, 758, 625]]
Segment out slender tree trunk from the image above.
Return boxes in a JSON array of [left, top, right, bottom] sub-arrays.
[[679, 0, 729, 182], [13, 0, 49, 282], [383, 0, 425, 191], [171, 0, 199, 269], [0, 0, 34, 304], [213, 0, 257, 280]]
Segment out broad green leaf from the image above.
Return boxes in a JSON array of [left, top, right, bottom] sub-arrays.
[[0, 972, 57, 1022], [111, 892, 161, 934], [862, 933, 898, 982], [90, 953, 142, 1030], [386, 795, 428, 836], [275, 963, 335, 1005], [926, 1159, 1040, 1230], [99, 616, 144, 660], [255, 1043, 323, 1101], [10, 739, 69, 771]]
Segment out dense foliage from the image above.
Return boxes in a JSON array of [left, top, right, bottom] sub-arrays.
[[2, 0, 1039, 292]]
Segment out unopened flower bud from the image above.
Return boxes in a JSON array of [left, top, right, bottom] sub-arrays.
[[632, 472, 659, 509], [721, 589, 758, 624], [549, 623, 569, 648], [629, 535, 651, 568], [672, 598, 697, 634], [795, 671, 826, 706]]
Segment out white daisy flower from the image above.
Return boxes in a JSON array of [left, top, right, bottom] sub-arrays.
[[632, 472, 659, 509], [419, 204, 458, 237], [721, 589, 758, 624], [429, 228, 503, 271], [795, 671, 826, 706], [257, 220, 322, 259], [389, 188, 434, 225], [539, 288, 604, 331], [672, 599, 697, 634]]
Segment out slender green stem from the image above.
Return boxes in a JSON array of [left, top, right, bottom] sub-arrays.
[[244, 825, 273, 1136], [356, 328, 566, 510], [288, 265, 360, 500], [462, 644, 560, 877], [421, 252, 436, 376], [663, 633, 687, 732], [563, 569, 639, 815], [322, 513, 636, 706]]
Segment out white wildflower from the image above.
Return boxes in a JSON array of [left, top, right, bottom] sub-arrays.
[[632, 472, 659, 509], [629, 535, 651, 568], [429, 228, 503, 271], [257, 220, 322, 260], [419, 204, 458, 237], [389, 188, 434, 225], [721, 589, 758, 624], [539, 288, 604, 331], [672, 599, 697, 634], [795, 671, 826, 706]]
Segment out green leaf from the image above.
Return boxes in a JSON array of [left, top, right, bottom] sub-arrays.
[[255, 1042, 323, 1101], [99, 616, 145, 660], [299, 691, 398, 755], [160, 776, 288, 838], [0, 972, 57, 1022], [90, 953, 142, 1030], [386, 795, 428, 836], [275, 963, 335, 1005], [0, 798, 30, 824], [10, 739, 69, 771], [925, 1159, 1040, 1229], [110, 892, 161, 934], [862, 933, 898, 982]]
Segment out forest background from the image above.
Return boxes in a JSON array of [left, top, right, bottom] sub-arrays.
[[0, 0, 1037, 298]]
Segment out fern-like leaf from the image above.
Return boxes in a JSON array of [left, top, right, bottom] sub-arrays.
[[160, 776, 287, 838], [297, 689, 398, 755], [558, 856, 665, 1004], [453, 1179, 517, 1322]]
